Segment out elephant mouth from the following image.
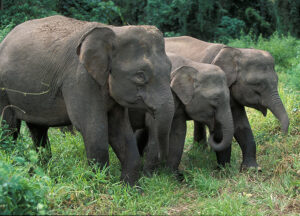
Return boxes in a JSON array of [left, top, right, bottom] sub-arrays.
[[128, 98, 157, 118], [258, 106, 267, 116], [247, 103, 268, 117]]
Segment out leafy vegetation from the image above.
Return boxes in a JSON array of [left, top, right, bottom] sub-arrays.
[[0, 0, 299, 215], [0, 124, 49, 214], [0, 0, 300, 42]]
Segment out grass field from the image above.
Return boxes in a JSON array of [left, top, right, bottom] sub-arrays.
[[0, 35, 299, 215]]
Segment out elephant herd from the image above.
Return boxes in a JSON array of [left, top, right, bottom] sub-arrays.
[[0, 16, 289, 186]]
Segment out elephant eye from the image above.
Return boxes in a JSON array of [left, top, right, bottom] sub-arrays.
[[133, 71, 147, 85]]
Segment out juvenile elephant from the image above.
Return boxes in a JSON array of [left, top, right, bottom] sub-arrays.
[[165, 36, 289, 169], [111, 53, 234, 175], [0, 15, 174, 185]]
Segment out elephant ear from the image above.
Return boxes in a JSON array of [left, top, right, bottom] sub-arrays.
[[77, 27, 116, 86], [212, 47, 240, 87], [170, 66, 196, 105]]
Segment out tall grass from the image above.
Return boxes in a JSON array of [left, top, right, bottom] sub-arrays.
[[0, 33, 299, 214]]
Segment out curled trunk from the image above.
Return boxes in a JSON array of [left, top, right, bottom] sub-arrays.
[[208, 106, 234, 152]]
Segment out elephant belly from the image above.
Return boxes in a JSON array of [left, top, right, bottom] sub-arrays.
[[8, 94, 70, 126]]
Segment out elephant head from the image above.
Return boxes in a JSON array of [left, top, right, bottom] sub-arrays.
[[77, 25, 173, 115], [213, 47, 289, 133], [170, 64, 234, 151]]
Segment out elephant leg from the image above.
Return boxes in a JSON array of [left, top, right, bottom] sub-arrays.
[[0, 92, 21, 140], [167, 113, 186, 173], [135, 128, 148, 156], [143, 114, 160, 176], [193, 121, 207, 148], [13, 119, 21, 140], [231, 100, 258, 169], [215, 146, 231, 167], [214, 120, 231, 167], [26, 122, 51, 157], [109, 106, 141, 186], [143, 97, 175, 175], [62, 74, 111, 169]]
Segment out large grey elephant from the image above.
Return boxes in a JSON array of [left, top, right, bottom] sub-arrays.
[[165, 36, 289, 169], [111, 53, 234, 175], [0, 15, 174, 185]]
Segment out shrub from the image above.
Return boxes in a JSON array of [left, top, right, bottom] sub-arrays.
[[287, 63, 300, 91], [215, 16, 245, 43], [56, 0, 122, 24], [0, 162, 48, 215], [0, 124, 49, 214]]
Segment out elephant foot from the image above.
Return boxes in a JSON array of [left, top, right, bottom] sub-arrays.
[[120, 172, 140, 187], [143, 159, 160, 177], [120, 162, 141, 187], [240, 159, 262, 172], [172, 169, 184, 182]]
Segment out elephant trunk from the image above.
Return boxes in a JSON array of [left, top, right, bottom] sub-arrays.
[[208, 105, 234, 152], [265, 91, 289, 133], [156, 90, 175, 161], [143, 82, 175, 161]]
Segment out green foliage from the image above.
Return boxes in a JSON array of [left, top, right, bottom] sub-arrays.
[[0, 0, 57, 30], [0, 0, 122, 41], [0, 162, 48, 214], [287, 63, 300, 91], [215, 16, 245, 43], [0, 124, 49, 214], [0, 0, 299, 42], [56, 0, 122, 24], [275, 0, 300, 38]]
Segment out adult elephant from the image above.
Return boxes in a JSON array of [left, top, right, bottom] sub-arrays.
[[0, 15, 174, 185], [165, 36, 289, 169]]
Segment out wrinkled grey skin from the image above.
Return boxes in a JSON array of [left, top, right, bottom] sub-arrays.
[[165, 36, 289, 169], [167, 53, 234, 172], [111, 53, 234, 175], [0, 15, 174, 185]]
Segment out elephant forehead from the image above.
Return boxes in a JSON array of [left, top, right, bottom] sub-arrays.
[[240, 48, 274, 66], [114, 25, 162, 40], [196, 71, 226, 87], [114, 26, 164, 50]]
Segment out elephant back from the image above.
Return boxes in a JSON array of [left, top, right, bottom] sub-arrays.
[[0, 16, 107, 98]]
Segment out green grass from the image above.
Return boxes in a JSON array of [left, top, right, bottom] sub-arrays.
[[1, 36, 300, 215]]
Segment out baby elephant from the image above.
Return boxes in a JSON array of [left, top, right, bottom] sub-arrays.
[[165, 53, 234, 172], [112, 53, 234, 175]]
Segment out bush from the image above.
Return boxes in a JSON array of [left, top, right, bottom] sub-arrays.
[[56, 0, 122, 24], [0, 162, 48, 215], [0, 0, 57, 28], [0, 124, 49, 214], [215, 16, 245, 43], [287, 63, 300, 91]]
